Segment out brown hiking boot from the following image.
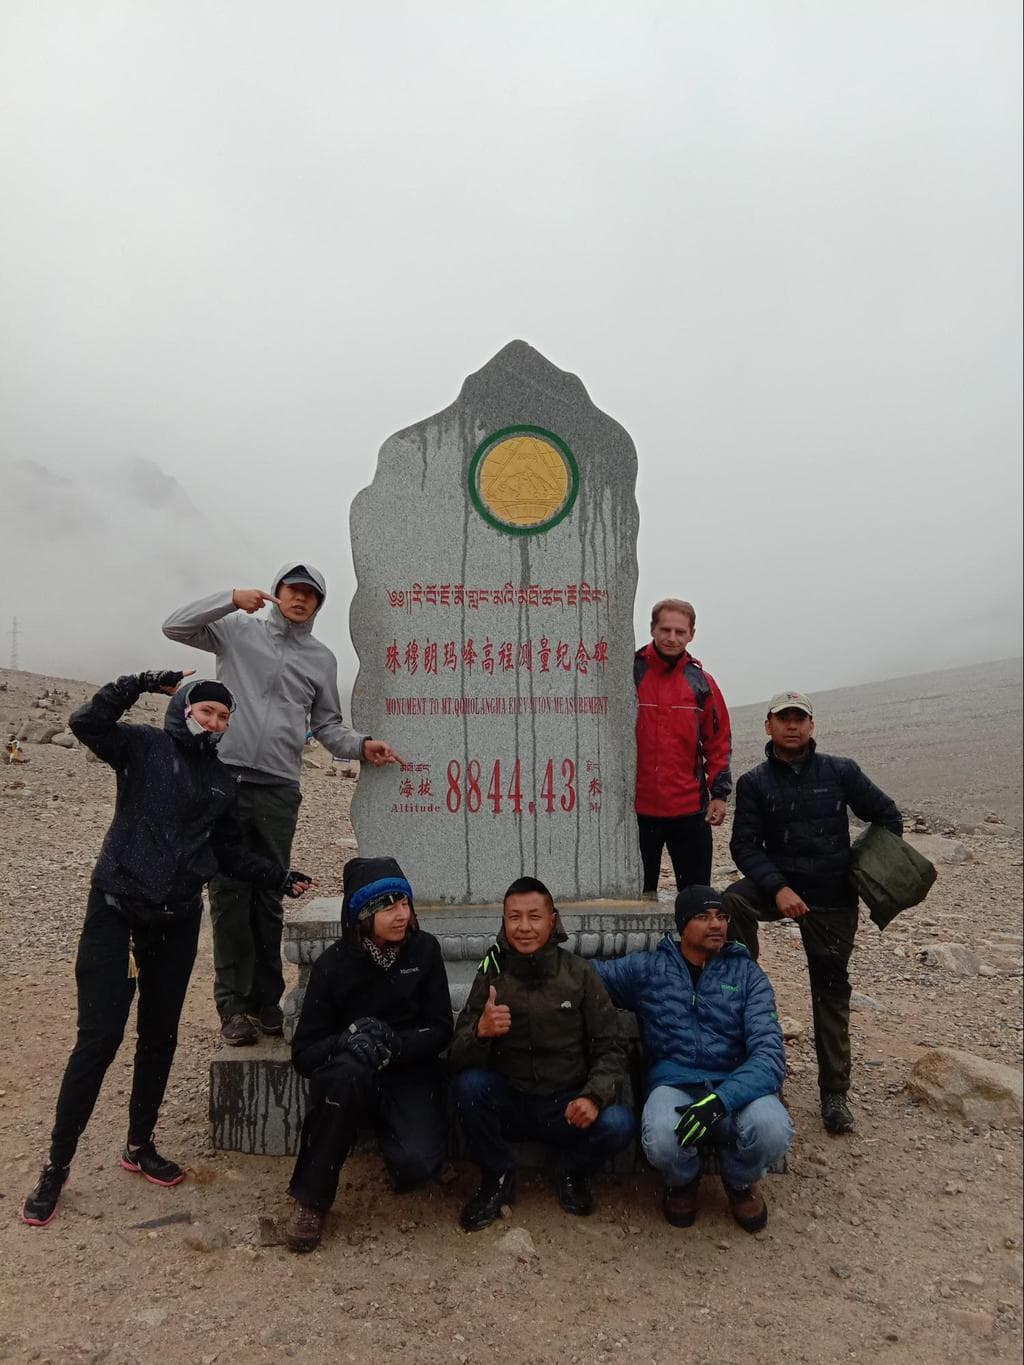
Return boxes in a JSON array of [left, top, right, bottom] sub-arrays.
[[663, 1175, 701, 1227], [285, 1203, 325, 1253], [220, 1014, 258, 1046], [723, 1180, 768, 1233]]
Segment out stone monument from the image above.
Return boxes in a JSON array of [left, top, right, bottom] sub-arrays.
[[348, 339, 642, 905], [208, 343, 674, 1156]]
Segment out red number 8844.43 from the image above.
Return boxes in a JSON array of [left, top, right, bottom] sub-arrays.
[[445, 758, 576, 815]]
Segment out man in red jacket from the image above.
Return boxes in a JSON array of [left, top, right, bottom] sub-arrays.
[[634, 599, 732, 897]]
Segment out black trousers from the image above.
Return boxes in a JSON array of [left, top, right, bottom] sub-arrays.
[[49, 888, 202, 1167], [636, 811, 713, 893], [209, 781, 300, 1020], [723, 877, 858, 1094], [288, 1056, 447, 1211]]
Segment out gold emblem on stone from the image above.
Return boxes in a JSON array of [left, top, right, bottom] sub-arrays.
[[472, 431, 579, 534]]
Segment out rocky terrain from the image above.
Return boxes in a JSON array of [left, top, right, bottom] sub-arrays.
[[0, 665, 1021, 1365]]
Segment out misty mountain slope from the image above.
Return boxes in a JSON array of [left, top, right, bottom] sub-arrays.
[[0, 457, 257, 678]]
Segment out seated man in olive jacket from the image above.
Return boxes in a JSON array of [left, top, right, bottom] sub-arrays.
[[285, 856, 453, 1252], [450, 877, 634, 1231]]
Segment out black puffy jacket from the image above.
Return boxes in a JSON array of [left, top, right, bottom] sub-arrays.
[[71, 674, 286, 908], [730, 741, 902, 909], [291, 929, 453, 1078]]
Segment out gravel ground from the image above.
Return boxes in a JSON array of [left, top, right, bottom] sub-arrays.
[[0, 665, 1021, 1365]]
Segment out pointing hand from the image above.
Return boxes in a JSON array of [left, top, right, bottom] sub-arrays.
[[232, 588, 281, 614]]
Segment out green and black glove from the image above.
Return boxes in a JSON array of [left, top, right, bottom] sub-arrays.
[[674, 1093, 727, 1147]]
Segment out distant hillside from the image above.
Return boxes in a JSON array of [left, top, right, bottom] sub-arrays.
[[728, 657, 1023, 830]]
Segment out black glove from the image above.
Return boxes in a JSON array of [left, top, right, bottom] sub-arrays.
[[348, 1016, 399, 1053], [674, 1093, 727, 1147], [343, 1025, 393, 1071], [282, 869, 312, 898], [138, 670, 187, 694]]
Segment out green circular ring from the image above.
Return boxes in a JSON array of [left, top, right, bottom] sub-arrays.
[[468, 425, 579, 536]]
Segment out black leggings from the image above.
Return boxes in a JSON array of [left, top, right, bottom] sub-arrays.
[[49, 888, 201, 1167]]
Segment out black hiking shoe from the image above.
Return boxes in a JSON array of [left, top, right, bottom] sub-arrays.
[[557, 1171, 594, 1217], [20, 1163, 70, 1227], [255, 1004, 284, 1036], [120, 1141, 186, 1187], [821, 1091, 855, 1135], [221, 1013, 259, 1046], [459, 1170, 516, 1232]]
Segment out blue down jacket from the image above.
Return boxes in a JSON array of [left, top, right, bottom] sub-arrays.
[[595, 938, 785, 1113]]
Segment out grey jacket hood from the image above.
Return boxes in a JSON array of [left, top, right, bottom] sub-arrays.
[[267, 560, 327, 638]]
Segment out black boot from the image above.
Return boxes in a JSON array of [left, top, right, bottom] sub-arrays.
[[460, 1170, 516, 1232], [820, 1090, 854, 1135], [557, 1170, 593, 1217]]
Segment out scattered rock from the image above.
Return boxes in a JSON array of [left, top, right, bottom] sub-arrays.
[[257, 1214, 285, 1246], [129, 1210, 193, 1230], [946, 1308, 994, 1337], [830, 1264, 852, 1280], [22, 720, 63, 744], [137, 1307, 169, 1328], [907, 1047, 1023, 1126], [904, 833, 972, 865], [183, 1222, 230, 1252], [918, 944, 981, 977], [50, 730, 77, 749], [850, 992, 880, 1011], [496, 1227, 537, 1260], [780, 1016, 806, 1040]]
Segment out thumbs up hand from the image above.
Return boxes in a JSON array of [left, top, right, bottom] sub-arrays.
[[477, 984, 512, 1039]]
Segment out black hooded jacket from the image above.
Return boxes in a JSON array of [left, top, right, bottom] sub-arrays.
[[290, 855, 454, 1078], [290, 930, 453, 1078], [70, 674, 287, 907]]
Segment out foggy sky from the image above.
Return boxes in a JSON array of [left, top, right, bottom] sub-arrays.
[[1, 2, 1021, 707]]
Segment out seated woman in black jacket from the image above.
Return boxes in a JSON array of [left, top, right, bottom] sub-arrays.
[[20, 670, 310, 1229], [286, 856, 453, 1252]]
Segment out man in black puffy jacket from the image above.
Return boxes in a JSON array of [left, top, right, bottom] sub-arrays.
[[285, 857, 453, 1252], [21, 671, 311, 1230], [724, 691, 902, 1136]]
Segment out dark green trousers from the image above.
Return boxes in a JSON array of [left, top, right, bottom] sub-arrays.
[[723, 877, 858, 1095], [209, 781, 301, 1021]]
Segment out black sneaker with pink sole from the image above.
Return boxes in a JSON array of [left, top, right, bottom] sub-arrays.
[[21, 1162, 70, 1227], [120, 1141, 186, 1187]]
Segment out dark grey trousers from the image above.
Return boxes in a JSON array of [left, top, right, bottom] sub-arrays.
[[209, 780, 300, 1020], [723, 877, 859, 1095]]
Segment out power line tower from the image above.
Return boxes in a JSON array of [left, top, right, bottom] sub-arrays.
[[7, 617, 19, 671]]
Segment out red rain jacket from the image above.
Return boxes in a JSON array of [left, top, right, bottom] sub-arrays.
[[634, 643, 732, 818]]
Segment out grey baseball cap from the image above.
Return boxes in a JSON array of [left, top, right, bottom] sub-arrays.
[[277, 566, 322, 595], [767, 690, 813, 717]]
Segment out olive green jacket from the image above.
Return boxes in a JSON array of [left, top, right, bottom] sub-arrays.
[[449, 924, 626, 1109]]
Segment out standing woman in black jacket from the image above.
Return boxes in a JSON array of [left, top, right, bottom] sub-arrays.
[[285, 856, 453, 1253], [20, 671, 311, 1228]]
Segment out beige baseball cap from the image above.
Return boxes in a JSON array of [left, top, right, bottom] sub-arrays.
[[767, 690, 813, 717]]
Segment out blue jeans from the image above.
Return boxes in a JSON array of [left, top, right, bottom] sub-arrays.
[[642, 1084, 793, 1188], [453, 1069, 635, 1175]]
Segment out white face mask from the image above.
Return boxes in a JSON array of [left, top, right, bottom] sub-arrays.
[[184, 707, 223, 745]]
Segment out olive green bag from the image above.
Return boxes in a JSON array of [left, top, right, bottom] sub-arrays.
[[850, 824, 937, 930]]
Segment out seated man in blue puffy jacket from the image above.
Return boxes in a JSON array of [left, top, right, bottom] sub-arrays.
[[596, 885, 792, 1233]]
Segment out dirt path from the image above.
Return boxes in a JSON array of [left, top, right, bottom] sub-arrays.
[[1, 669, 1021, 1364]]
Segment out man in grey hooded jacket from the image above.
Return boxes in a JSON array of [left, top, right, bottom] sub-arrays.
[[163, 562, 400, 1045]]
